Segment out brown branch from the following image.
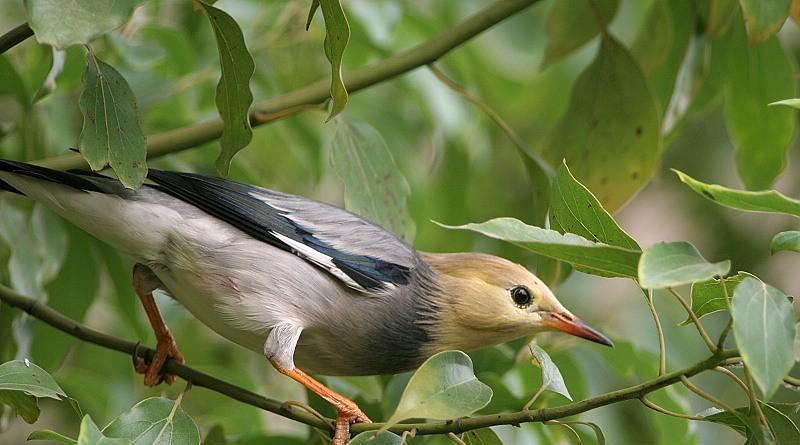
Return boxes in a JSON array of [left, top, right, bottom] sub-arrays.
[[0, 23, 33, 55], [32, 0, 541, 172], [0, 281, 739, 437]]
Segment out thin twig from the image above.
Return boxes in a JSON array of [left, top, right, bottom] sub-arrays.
[[33, 0, 542, 172], [523, 385, 547, 411], [545, 420, 583, 444], [680, 376, 740, 416], [712, 367, 748, 393], [447, 432, 467, 445], [667, 288, 716, 352], [716, 279, 734, 348], [640, 396, 705, 421], [0, 23, 33, 55], [639, 287, 666, 375], [742, 366, 772, 435], [252, 102, 327, 124]]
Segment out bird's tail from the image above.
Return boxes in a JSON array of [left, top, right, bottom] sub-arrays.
[[0, 159, 109, 194]]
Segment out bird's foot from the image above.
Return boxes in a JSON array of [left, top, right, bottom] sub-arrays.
[[331, 401, 371, 445], [133, 336, 185, 386]]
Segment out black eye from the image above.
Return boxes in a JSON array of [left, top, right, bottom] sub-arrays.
[[511, 286, 532, 307]]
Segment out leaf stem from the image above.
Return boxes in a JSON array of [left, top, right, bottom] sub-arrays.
[[545, 420, 583, 444], [639, 286, 666, 375], [523, 385, 547, 411], [447, 432, 467, 445], [742, 365, 772, 436], [587, 0, 609, 35], [716, 279, 734, 348], [667, 287, 715, 352], [640, 396, 705, 421], [0, 23, 33, 55], [680, 375, 739, 416]]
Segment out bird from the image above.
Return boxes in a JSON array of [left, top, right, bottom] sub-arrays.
[[0, 159, 612, 444]]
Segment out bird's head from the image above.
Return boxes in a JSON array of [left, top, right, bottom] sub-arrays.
[[421, 252, 613, 353]]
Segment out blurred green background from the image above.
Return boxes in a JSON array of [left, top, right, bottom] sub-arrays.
[[0, 1, 799, 444]]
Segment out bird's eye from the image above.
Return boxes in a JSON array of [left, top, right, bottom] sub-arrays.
[[511, 286, 532, 308]]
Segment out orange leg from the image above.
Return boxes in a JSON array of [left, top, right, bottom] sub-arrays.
[[132, 264, 185, 386], [272, 362, 371, 445]]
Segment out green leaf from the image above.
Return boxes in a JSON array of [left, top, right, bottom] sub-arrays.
[[381, 351, 492, 431], [104, 397, 200, 445], [319, 0, 350, 119], [681, 273, 748, 325], [78, 52, 147, 189], [529, 344, 571, 401], [348, 431, 403, 445], [674, 170, 800, 217], [463, 428, 504, 445], [638, 241, 731, 289], [724, 23, 796, 190], [28, 429, 78, 445], [24, 0, 140, 48], [770, 98, 800, 109], [330, 120, 415, 241], [438, 218, 640, 278], [739, 0, 791, 44], [771, 231, 800, 254], [0, 359, 67, 423], [201, 424, 226, 445], [80, 416, 131, 445], [541, 0, 619, 69], [550, 161, 639, 250], [630, 0, 674, 75], [198, 1, 255, 176], [0, 302, 16, 363], [732, 278, 796, 398], [705, 402, 800, 444], [662, 32, 711, 136], [541, 36, 661, 212], [707, 0, 740, 39]]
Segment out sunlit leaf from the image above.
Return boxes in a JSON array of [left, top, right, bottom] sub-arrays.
[[0, 359, 67, 423], [381, 351, 492, 431], [80, 415, 131, 445], [198, 1, 255, 176], [348, 431, 403, 445], [541, 0, 619, 69], [681, 273, 748, 325], [24, 0, 140, 48], [771, 231, 800, 254], [439, 218, 640, 278], [550, 161, 639, 250], [707, 0, 740, 39], [541, 36, 661, 212], [638, 241, 730, 289], [770, 98, 800, 109], [674, 170, 800, 217], [529, 344, 571, 401], [331, 119, 415, 241], [724, 22, 795, 190], [662, 32, 710, 136], [104, 397, 200, 445], [29, 429, 78, 445], [631, 0, 673, 75], [78, 52, 147, 189], [463, 428, 504, 445], [732, 278, 796, 398], [739, 0, 791, 44], [319, 0, 350, 119]]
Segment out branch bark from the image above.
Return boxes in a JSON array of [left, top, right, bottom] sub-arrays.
[[0, 283, 738, 437], [33, 0, 541, 172], [0, 23, 33, 54]]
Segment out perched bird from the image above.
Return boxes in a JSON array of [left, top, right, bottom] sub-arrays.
[[0, 159, 612, 444]]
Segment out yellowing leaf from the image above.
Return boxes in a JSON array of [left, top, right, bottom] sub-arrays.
[[739, 0, 791, 44]]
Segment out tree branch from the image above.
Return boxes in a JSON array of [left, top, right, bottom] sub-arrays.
[[0, 23, 33, 55], [33, 0, 541, 172], [0, 282, 738, 437]]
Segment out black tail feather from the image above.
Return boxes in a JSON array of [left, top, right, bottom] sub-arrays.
[[0, 159, 105, 193]]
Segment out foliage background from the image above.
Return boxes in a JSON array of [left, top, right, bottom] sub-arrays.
[[0, 0, 799, 444]]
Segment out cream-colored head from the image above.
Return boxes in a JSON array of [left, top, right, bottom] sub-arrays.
[[421, 252, 612, 353]]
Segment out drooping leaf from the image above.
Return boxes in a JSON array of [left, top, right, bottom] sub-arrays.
[[662, 32, 711, 136], [78, 52, 147, 189], [79, 415, 131, 445], [318, 0, 350, 119], [0, 359, 67, 423], [638, 241, 730, 289], [463, 428, 504, 445], [439, 218, 640, 278], [330, 120, 415, 241], [770, 98, 800, 109], [705, 402, 800, 444], [738, 0, 791, 44], [28, 429, 78, 445], [707, 0, 740, 39], [529, 344, 571, 401], [198, 1, 255, 176], [550, 161, 639, 250], [104, 397, 200, 445], [674, 170, 800, 217], [541, 36, 661, 212], [724, 22, 795, 190], [24, 0, 141, 48], [630, 0, 674, 75], [348, 431, 403, 445], [33, 47, 66, 103], [381, 351, 492, 431], [200, 424, 226, 445], [732, 278, 796, 398], [540, 0, 619, 69], [681, 273, 748, 325], [771, 231, 800, 254]]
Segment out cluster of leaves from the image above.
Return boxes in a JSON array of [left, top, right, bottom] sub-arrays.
[[1, 0, 800, 445]]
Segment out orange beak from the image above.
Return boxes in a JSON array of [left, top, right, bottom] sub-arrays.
[[542, 312, 613, 347]]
